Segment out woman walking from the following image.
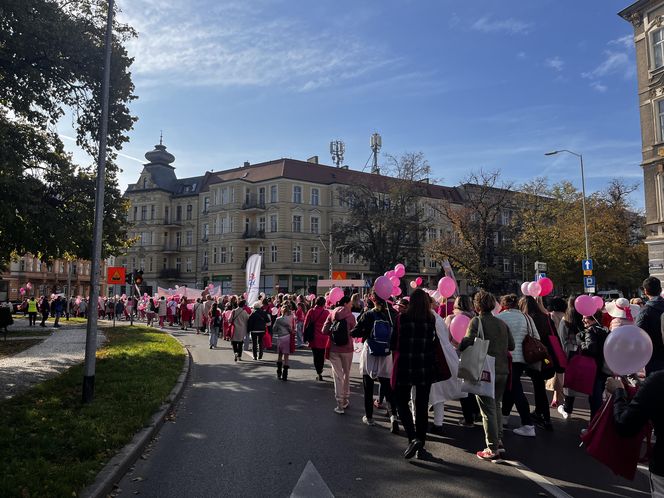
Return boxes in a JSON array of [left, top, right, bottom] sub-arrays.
[[350, 291, 399, 432], [193, 298, 205, 334], [248, 301, 271, 360], [273, 305, 296, 380], [230, 299, 249, 361], [209, 302, 221, 349], [460, 291, 514, 461], [557, 296, 584, 419], [323, 296, 356, 414], [390, 288, 438, 459], [303, 296, 330, 381], [496, 294, 539, 437]]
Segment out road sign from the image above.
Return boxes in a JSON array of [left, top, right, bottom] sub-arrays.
[[584, 276, 596, 288], [582, 259, 593, 272], [332, 271, 347, 280], [583, 269, 593, 276], [107, 266, 125, 285], [535, 261, 547, 272], [536, 272, 547, 280]]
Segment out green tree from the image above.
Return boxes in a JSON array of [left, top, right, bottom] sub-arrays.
[[0, 0, 137, 266], [331, 152, 433, 274]]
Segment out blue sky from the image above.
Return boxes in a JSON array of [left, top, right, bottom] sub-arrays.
[[60, 0, 644, 207]]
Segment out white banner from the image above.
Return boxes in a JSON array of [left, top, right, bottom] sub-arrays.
[[245, 254, 262, 305]]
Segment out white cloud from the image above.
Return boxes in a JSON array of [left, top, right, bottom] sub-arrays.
[[545, 56, 564, 72], [517, 51, 526, 59], [590, 81, 608, 93], [608, 34, 633, 50], [582, 51, 632, 79], [471, 16, 533, 35], [117, 1, 391, 91]]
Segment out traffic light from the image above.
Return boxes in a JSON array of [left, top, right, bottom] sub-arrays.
[[134, 270, 144, 286], [125, 271, 133, 285]]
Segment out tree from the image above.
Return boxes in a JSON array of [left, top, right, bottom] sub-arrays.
[[425, 170, 515, 292], [0, 0, 137, 267], [511, 178, 648, 295], [331, 152, 434, 274]]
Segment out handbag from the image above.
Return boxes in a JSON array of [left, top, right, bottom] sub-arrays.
[[546, 320, 568, 370], [262, 331, 273, 349], [458, 316, 490, 382], [580, 391, 652, 480], [522, 314, 549, 364], [564, 353, 597, 395], [433, 334, 452, 382], [460, 354, 495, 398]]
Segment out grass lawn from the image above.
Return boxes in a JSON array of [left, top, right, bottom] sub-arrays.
[[0, 339, 44, 359], [0, 325, 185, 497]]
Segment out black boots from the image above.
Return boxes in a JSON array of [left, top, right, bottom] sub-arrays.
[[281, 365, 289, 381], [276, 361, 282, 379]]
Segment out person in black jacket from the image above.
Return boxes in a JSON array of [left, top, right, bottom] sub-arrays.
[[577, 311, 610, 418], [607, 372, 664, 497], [247, 301, 271, 360], [635, 277, 664, 376]]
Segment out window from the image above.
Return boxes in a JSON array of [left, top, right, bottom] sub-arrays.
[[143, 177, 147, 189], [72, 263, 77, 275], [164, 206, 169, 222], [311, 188, 319, 206], [176, 206, 182, 221], [501, 209, 511, 226], [59, 262, 65, 273], [141, 206, 147, 220], [293, 186, 302, 203], [176, 232, 182, 247], [493, 232, 499, 244], [259, 245, 265, 259], [186, 258, 192, 272], [270, 185, 278, 203], [133, 206, 138, 221], [658, 100, 664, 142], [270, 214, 278, 232], [203, 197, 209, 212], [150, 205, 155, 220], [503, 258, 511, 273], [311, 246, 319, 264], [229, 245, 234, 263], [258, 187, 266, 205], [310, 216, 319, 234], [258, 216, 266, 232], [271, 244, 278, 263], [292, 215, 302, 233], [221, 187, 228, 205], [149, 257, 153, 272], [213, 247, 218, 264], [293, 245, 301, 263], [653, 28, 664, 69], [186, 204, 192, 220], [175, 257, 182, 271], [244, 246, 250, 263], [162, 258, 167, 270], [203, 224, 209, 239], [186, 230, 193, 246], [347, 253, 356, 265], [141, 232, 152, 245], [19, 259, 25, 271], [131, 258, 136, 270], [220, 247, 227, 264]]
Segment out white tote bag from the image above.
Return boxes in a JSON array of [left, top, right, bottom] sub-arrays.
[[460, 354, 495, 399], [458, 316, 490, 382]]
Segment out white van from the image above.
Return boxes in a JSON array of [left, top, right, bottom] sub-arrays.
[[597, 289, 624, 301]]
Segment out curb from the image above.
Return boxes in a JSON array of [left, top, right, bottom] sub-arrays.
[[81, 344, 192, 498]]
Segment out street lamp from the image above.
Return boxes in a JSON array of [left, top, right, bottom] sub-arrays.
[[544, 149, 590, 263]]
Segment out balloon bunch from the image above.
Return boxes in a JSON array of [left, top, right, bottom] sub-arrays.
[[574, 294, 604, 316], [374, 263, 407, 300], [409, 276, 423, 289], [19, 287, 26, 295], [520, 277, 554, 297]]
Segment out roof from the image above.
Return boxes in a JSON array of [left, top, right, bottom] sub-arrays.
[[202, 158, 464, 203], [618, 0, 651, 20]]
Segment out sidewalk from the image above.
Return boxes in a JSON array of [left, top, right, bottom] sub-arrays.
[[0, 322, 106, 400]]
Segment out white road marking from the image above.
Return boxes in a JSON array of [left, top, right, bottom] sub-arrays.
[[502, 459, 575, 498], [290, 460, 334, 498]]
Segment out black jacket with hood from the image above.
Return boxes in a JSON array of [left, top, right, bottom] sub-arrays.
[[635, 296, 664, 372]]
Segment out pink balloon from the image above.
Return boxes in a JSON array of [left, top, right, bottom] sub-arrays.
[[528, 281, 542, 297], [386, 270, 395, 279], [538, 277, 553, 297], [592, 295, 604, 311], [26, 282, 32, 290], [208, 284, 214, 290], [437, 277, 456, 298], [307, 294, 316, 301], [389, 276, 400, 287], [19, 288, 25, 294], [329, 287, 344, 304], [449, 314, 471, 343], [432, 290, 442, 302], [392, 286, 402, 297], [409, 281, 417, 289], [603, 325, 653, 375], [415, 277, 423, 286], [394, 264, 406, 278], [520, 282, 530, 296], [374, 276, 393, 300], [574, 295, 597, 316]]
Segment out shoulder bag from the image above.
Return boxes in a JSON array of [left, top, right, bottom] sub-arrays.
[[458, 316, 490, 382], [522, 313, 549, 364]]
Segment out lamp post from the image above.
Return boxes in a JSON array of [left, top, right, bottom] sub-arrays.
[[544, 149, 590, 262]]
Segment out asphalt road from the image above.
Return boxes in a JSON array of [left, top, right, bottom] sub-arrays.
[[115, 332, 651, 498]]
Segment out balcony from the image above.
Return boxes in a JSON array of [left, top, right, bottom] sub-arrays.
[[163, 218, 182, 228], [242, 229, 266, 240], [162, 244, 181, 253], [242, 195, 266, 211], [159, 268, 181, 280]]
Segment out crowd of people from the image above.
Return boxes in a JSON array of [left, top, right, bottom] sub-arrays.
[[6, 276, 663, 495]]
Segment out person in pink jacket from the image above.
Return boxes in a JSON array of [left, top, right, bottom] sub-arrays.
[[304, 296, 330, 381], [323, 295, 357, 414]]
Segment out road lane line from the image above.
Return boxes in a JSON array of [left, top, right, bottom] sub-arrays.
[[502, 460, 575, 498]]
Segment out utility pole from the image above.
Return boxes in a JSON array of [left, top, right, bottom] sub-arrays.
[[330, 140, 345, 168], [82, 0, 114, 404], [370, 132, 381, 174]]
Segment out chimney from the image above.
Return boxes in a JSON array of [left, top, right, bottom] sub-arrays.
[[307, 156, 319, 164], [243, 161, 250, 168]]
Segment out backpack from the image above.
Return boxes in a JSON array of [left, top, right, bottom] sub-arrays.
[[330, 318, 349, 346], [367, 313, 393, 356]]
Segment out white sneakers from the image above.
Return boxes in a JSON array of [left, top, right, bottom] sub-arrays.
[[362, 416, 376, 426], [513, 425, 536, 437], [557, 405, 569, 420], [334, 406, 345, 415]]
